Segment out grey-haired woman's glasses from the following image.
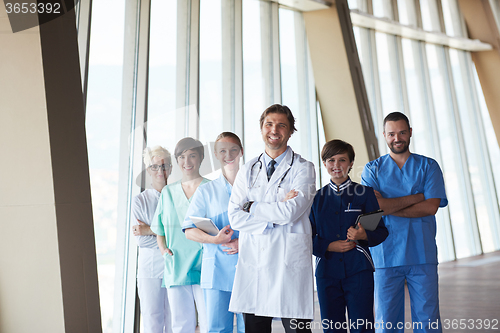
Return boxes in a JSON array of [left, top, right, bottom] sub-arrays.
[[148, 164, 170, 171]]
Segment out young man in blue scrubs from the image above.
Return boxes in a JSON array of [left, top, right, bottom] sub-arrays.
[[361, 112, 448, 333]]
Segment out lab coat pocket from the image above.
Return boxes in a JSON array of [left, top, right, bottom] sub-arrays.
[[284, 233, 312, 269]]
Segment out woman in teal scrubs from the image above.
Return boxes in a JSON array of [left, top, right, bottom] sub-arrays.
[[151, 137, 210, 333]]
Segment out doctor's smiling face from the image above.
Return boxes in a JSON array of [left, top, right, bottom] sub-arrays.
[[261, 112, 292, 158], [384, 119, 412, 155]]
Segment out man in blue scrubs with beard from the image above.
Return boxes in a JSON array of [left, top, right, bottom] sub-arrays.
[[361, 112, 447, 333]]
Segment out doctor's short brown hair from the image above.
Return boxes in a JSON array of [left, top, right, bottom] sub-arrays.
[[321, 139, 355, 163], [259, 104, 297, 134]]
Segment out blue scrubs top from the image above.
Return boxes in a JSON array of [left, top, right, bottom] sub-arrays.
[[183, 173, 240, 292], [310, 178, 388, 279], [361, 154, 448, 268]]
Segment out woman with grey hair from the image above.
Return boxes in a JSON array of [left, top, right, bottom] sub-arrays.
[[132, 145, 173, 333]]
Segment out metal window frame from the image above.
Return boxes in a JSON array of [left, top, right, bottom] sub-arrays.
[[292, 10, 321, 185], [417, 39, 456, 261], [176, 0, 201, 139], [440, 44, 483, 256], [434, 0, 483, 255], [350, 9, 493, 51], [114, 0, 153, 332], [403, 2, 457, 259], [76, 0, 92, 111], [259, 1, 282, 105], [452, 48, 500, 251]]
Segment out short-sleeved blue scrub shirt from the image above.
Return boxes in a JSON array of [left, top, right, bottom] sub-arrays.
[[183, 173, 239, 292], [361, 154, 447, 268]]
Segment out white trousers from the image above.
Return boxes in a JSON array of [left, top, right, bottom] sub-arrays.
[[137, 278, 172, 333], [167, 284, 207, 333]]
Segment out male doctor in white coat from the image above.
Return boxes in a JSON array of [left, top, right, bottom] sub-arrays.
[[228, 104, 316, 333]]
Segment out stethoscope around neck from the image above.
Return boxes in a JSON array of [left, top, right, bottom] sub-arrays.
[[248, 150, 295, 190]]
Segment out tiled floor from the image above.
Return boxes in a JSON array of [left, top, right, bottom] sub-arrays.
[[268, 251, 500, 333]]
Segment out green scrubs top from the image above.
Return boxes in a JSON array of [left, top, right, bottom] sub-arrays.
[[151, 178, 210, 287]]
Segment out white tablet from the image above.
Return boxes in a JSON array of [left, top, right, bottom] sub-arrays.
[[189, 216, 220, 236]]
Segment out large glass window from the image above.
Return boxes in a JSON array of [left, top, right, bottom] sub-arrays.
[[373, 0, 394, 19], [199, 0, 224, 143], [441, 0, 463, 37], [353, 26, 384, 150], [85, 0, 126, 331], [449, 48, 500, 252], [351, 0, 500, 261], [374, 31, 404, 156], [242, 0, 273, 160], [82, 1, 500, 331], [475, 69, 500, 215], [400, 38, 455, 261], [279, 7, 320, 176], [86, 2, 320, 329], [426, 44, 480, 258], [147, 0, 178, 151], [419, 0, 442, 32], [279, 8, 300, 118], [400, 38, 435, 158]]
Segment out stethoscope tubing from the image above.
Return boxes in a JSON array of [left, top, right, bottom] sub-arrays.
[[248, 150, 295, 190]]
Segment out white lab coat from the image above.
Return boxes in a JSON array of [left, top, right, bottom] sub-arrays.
[[228, 147, 316, 319]]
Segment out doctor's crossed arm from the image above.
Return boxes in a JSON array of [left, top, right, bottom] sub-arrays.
[[229, 160, 316, 233], [282, 189, 298, 202], [228, 163, 273, 235], [249, 161, 316, 226]]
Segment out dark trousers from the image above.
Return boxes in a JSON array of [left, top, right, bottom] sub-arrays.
[[316, 270, 375, 333], [243, 313, 312, 333]]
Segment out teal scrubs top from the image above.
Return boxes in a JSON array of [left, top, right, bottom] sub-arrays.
[[361, 154, 448, 268], [151, 178, 210, 287], [183, 174, 239, 292]]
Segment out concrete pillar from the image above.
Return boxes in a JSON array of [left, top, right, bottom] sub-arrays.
[[303, 0, 379, 180], [458, 0, 500, 145]]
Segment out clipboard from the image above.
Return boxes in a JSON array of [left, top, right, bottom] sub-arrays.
[[189, 216, 220, 236], [354, 209, 384, 231]]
